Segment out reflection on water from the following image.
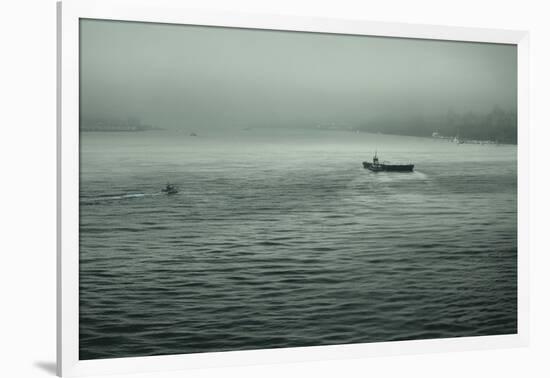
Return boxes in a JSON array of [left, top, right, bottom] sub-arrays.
[[79, 129, 517, 360]]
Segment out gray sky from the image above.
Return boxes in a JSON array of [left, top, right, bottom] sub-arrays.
[[80, 19, 517, 129]]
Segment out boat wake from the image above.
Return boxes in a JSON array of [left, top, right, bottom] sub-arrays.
[[80, 192, 163, 205], [369, 170, 428, 182]]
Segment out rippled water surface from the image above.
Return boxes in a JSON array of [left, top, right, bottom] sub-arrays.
[[79, 129, 517, 360]]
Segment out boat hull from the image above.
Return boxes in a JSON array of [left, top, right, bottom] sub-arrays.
[[363, 162, 414, 172]]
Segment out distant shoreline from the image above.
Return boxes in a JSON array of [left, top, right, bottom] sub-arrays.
[[80, 127, 164, 132], [79, 127, 517, 146]]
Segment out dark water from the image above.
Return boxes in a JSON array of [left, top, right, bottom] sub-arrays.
[[79, 129, 517, 360]]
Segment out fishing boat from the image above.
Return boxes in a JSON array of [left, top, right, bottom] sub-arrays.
[[161, 183, 179, 194], [363, 152, 414, 172]]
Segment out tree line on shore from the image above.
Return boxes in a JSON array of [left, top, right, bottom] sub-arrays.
[[80, 116, 154, 132], [359, 106, 517, 144]]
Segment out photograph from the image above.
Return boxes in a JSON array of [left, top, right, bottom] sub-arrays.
[[78, 18, 517, 360]]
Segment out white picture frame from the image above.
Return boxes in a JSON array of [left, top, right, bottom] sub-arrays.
[[57, 0, 529, 376]]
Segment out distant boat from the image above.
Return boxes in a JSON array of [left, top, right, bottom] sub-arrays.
[[190, 132, 198, 137], [161, 183, 178, 194], [363, 152, 414, 172]]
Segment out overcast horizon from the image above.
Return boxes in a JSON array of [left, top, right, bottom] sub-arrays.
[[80, 19, 517, 131]]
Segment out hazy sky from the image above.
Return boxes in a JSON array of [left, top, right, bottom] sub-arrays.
[[80, 19, 517, 129]]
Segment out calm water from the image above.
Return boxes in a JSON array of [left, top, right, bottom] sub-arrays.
[[79, 129, 517, 360]]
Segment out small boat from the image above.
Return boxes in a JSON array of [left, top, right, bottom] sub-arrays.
[[363, 152, 414, 172], [161, 183, 178, 194]]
